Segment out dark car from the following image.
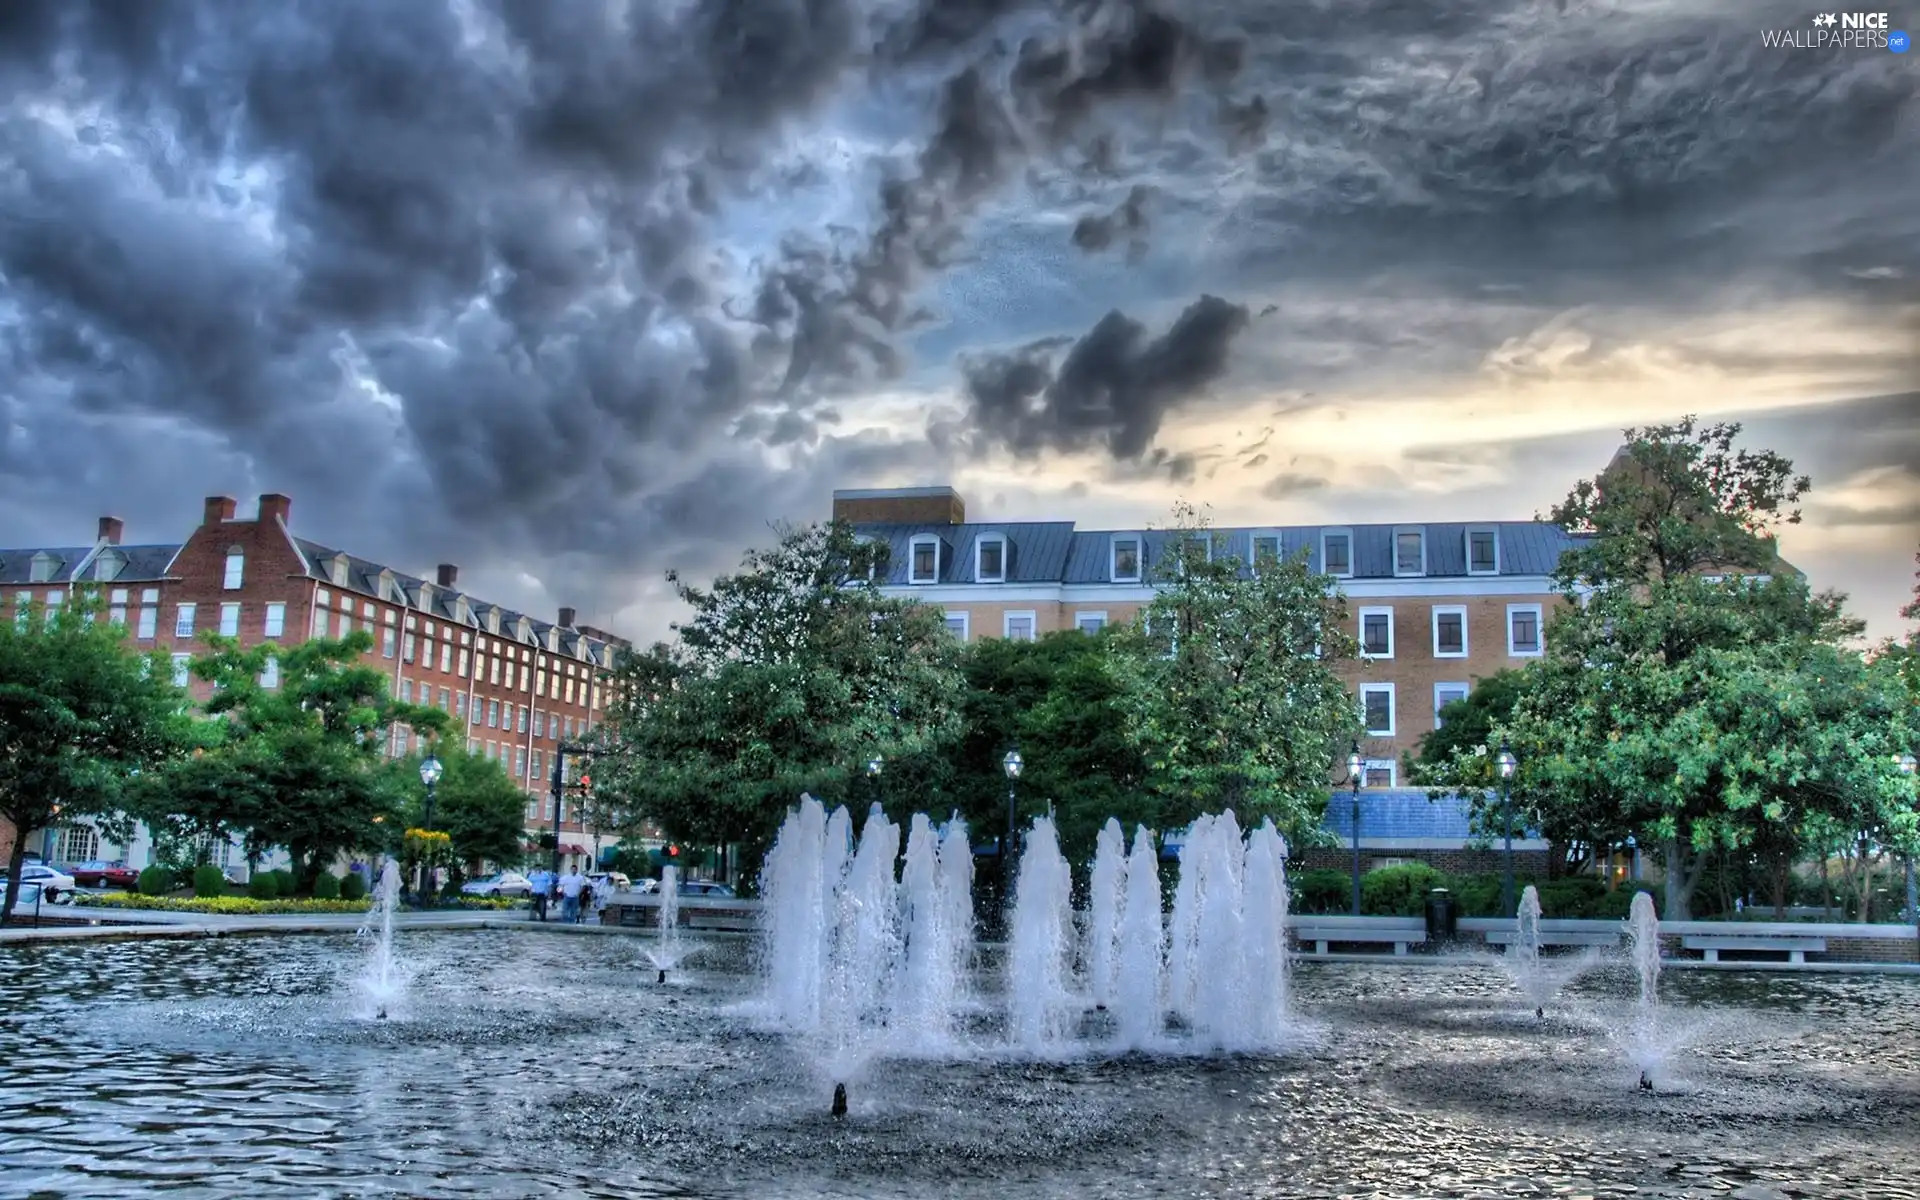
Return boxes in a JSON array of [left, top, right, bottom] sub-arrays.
[[67, 860, 139, 890], [678, 880, 736, 899]]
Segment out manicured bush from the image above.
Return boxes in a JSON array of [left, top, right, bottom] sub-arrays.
[[340, 871, 368, 901], [311, 873, 341, 900], [75, 893, 372, 915], [247, 872, 281, 900], [1447, 872, 1505, 917], [1534, 877, 1608, 917], [271, 869, 297, 897], [1361, 863, 1449, 916], [137, 865, 172, 896], [1592, 884, 1660, 920], [191, 865, 226, 898], [1289, 868, 1351, 915]]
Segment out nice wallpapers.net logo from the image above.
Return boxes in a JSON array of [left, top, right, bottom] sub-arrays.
[[1760, 12, 1910, 50]]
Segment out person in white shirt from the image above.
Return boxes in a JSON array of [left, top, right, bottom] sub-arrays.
[[558, 869, 586, 923], [590, 873, 614, 921]]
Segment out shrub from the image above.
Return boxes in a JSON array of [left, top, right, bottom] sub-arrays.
[[312, 873, 341, 900], [1290, 868, 1351, 915], [137, 864, 173, 896], [1361, 863, 1448, 916], [191, 865, 226, 898], [340, 871, 368, 901], [271, 869, 297, 897], [1534, 877, 1608, 917], [1593, 884, 1660, 920], [247, 872, 281, 900], [1447, 872, 1506, 917], [75, 893, 372, 915]]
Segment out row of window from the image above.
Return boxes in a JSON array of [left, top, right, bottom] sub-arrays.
[[391, 680, 590, 741], [939, 610, 1111, 642], [905, 526, 1506, 585], [1359, 681, 1475, 740], [1358, 604, 1543, 660]]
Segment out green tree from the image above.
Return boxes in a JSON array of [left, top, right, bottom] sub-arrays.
[[1505, 417, 1900, 918], [1109, 503, 1362, 849], [952, 631, 1146, 864], [382, 746, 528, 874], [599, 521, 968, 880], [133, 632, 449, 892], [0, 592, 197, 922], [1406, 669, 1526, 782]]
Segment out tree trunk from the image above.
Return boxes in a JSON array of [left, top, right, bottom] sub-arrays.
[[1820, 854, 1832, 919], [1663, 839, 1696, 921], [1767, 853, 1791, 918], [0, 829, 29, 926]]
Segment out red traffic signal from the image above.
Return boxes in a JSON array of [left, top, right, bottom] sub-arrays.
[[666, 845, 679, 858], [579, 773, 592, 792]]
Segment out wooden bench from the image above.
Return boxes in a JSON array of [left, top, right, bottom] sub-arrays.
[[1291, 921, 1426, 957], [1484, 929, 1621, 949], [1681, 934, 1826, 964]]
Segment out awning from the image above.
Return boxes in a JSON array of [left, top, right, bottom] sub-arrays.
[[560, 843, 587, 855]]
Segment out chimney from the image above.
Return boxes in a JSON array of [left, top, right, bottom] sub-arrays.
[[830, 486, 966, 526], [436, 563, 459, 588], [97, 516, 124, 545], [257, 493, 292, 526], [558, 606, 577, 629], [203, 495, 237, 525]]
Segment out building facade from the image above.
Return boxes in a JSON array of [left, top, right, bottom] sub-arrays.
[[2, 494, 629, 876]]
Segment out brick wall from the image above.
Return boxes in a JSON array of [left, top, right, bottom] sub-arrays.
[[832, 491, 965, 526], [1291, 846, 1554, 877]]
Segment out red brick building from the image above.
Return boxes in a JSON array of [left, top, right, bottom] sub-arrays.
[[2, 494, 631, 874]]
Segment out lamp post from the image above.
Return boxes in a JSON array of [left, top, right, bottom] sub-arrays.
[[1346, 743, 1363, 916], [1003, 748, 1023, 932], [1898, 751, 1917, 923], [417, 754, 443, 901], [1495, 743, 1519, 917]]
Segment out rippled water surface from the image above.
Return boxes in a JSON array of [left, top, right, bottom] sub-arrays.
[[2, 932, 1917, 1198]]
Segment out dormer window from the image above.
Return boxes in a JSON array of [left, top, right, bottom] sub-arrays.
[[908, 535, 941, 585], [1319, 529, 1352, 579], [223, 547, 245, 590], [1250, 534, 1281, 574], [1110, 536, 1142, 583], [486, 609, 501, 635], [1466, 526, 1500, 576], [516, 616, 532, 642], [329, 554, 350, 588], [1176, 534, 1211, 575], [975, 535, 1006, 583], [94, 551, 125, 583], [28, 551, 59, 583], [377, 569, 397, 603], [1394, 527, 1426, 577]]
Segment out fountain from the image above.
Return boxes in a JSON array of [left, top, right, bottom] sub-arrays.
[[1006, 814, 1076, 1054], [1515, 884, 1544, 1018], [351, 860, 405, 1020], [1110, 825, 1164, 1050], [1625, 891, 1662, 1090], [646, 865, 684, 983], [1084, 819, 1126, 1011], [893, 813, 975, 1052]]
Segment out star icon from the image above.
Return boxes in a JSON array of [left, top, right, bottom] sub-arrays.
[[1812, 12, 1837, 26]]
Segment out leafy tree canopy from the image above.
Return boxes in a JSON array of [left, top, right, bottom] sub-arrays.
[[1, 592, 197, 922], [381, 745, 529, 872]]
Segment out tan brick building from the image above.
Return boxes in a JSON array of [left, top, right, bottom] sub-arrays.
[[2, 494, 629, 874]]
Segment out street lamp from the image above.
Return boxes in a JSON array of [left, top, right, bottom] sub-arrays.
[[1495, 742, 1519, 917], [1003, 748, 1023, 932], [1346, 742, 1363, 916], [1897, 752, 1917, 924], [417, 754, 443, 901]]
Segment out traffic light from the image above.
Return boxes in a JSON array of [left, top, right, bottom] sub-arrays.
[[578, 773, 592, 795], [666, 844, 679, 859]]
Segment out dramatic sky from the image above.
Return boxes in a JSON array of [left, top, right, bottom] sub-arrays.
[[2, 0, 1915, 642]]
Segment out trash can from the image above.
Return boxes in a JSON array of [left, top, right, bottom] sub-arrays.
[[1424, 887, 1457, 944]]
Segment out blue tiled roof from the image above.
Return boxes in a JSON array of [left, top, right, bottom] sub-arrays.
[[1320, 789, 1539, 840], [854, 519, 1587, 585]]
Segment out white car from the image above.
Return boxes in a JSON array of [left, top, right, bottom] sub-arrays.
[[460, 871, 532, 898], [0, 865, 77, 902], [10, 882, 73, 908]]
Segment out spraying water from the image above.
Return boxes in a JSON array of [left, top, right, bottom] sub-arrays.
[[895, 814, 974, 1051], [1165, 815, 1207, 1024], [1191, 811, 1248, 1050], [1240, 819, 1291, 1049], [1111, 825, 1165, 1050], [1626, 891, 1663, 1089], [352, 861, 405, 1019], [761, 797, 832, 1032], [1085, 819, 1127, 1010], [1006, 814, 1076, 1053], [646, 865, 684, 982], [1515, 884, 1544, 1017]]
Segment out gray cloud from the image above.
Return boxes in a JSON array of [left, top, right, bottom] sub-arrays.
[[1072, 185, 1154, 255], [960, 293, 1251, 462]]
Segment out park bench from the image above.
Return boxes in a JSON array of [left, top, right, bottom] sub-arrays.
[[1681, 933, 1826, 964], [1484, 928, 1621, 950], [1290, 917, 1427, 957]]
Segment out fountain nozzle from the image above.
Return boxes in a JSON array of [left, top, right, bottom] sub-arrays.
[[657, 969, 667, 984], [1535, 1006, 1544, 1020], [376, 1008, 387, 1020], [1639, 1071, 1654, 1093], [831, 1083, 848, 1118]]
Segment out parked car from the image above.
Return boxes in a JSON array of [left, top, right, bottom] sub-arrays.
[[460, 871, 532, 899], [8, 882, 73, 909], [0, 865, 77, 902], [66, 860, 139, 890], [587, 871, 632, 891], [678, 880, 736, 899]]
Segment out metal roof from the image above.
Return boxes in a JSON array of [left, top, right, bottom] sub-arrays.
[[0, 544, 181, 586], [1320, 789, 1539, 840]]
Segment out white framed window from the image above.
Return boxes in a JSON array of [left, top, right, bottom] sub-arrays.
[[1363, 759, 1398, 789], [515, 747, 527, 777], [1360, 683, 1396, 737], [1433, 683, 1469, 728], [487, 700, 500, 728], [1431, 605, 1468, 658], [1175, 533, 1211, 575], [406, 633, 419, 664], [334, 610, 351, 639], [1466, 526, 1500, 576], [136, 605, 156, 639], [440, 643, 453, 672], [1507, 603, 1544, 657], [1250, 533, 1282, 573], [1110, 536, 1142, 583], [1320, 528, 1353, 578], [1358, 606, 1394, 658], [943, 612, 970, 641], [223, 547, 245, 590], [382, 627, 397, 658], [28, 551, 57, 583], [1075, 611, 1108, 634], [1393, 526, 1426, 577], [171, 653, 192, 687], [518, 707, 528, 734], [975, 534, 1007, 583], [1004, 611, 1037, 642], [909, 535, 941, 584], [260, 655, 280, 689], [262, 603, 285, 638], [60, 825, 99, 863], [174, 603, 196, 638], [108, 588, 128, 627], [217, 602, 240, 637]]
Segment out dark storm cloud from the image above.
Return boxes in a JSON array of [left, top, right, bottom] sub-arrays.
[[960, 293, 1250, 461], [1072, 185, 1153, 255], [1261, 473, 1330, 501]]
